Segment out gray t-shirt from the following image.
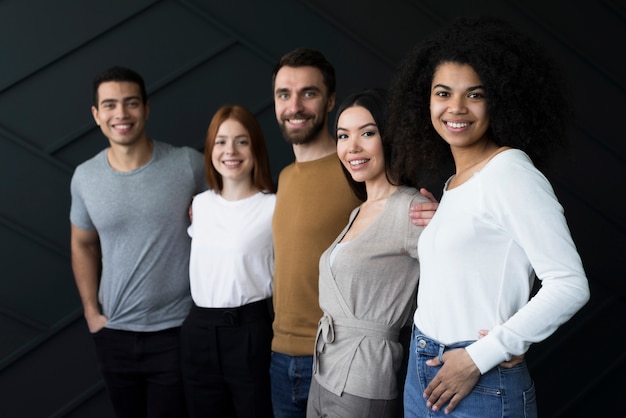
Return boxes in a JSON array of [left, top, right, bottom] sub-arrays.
[[70, 140, 206, 331]]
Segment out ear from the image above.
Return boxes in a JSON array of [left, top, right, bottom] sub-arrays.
[[145, 100, 150, 120], [327, 92, 336, 113], [91, 106, 100, 126]]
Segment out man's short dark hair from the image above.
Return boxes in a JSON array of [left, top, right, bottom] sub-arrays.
[[93, 66, 148, 107], [271, 48, 336, 96]]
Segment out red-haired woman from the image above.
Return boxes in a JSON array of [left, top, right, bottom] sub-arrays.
[[180, 105, 276, 418]]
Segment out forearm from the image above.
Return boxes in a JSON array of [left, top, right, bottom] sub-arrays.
[[70, 228, 102, 319]]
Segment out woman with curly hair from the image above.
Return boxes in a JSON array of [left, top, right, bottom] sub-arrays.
[[387, 16, 590, 417]]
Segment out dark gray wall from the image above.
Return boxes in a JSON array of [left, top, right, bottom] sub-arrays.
[[0, 1, 624, 417]]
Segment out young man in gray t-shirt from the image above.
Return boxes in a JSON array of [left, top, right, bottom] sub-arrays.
[[70, 66, 205, 417]]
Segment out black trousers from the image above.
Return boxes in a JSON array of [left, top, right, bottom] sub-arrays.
[[92, 327, 187, 418], [180, 299, 274, 418]]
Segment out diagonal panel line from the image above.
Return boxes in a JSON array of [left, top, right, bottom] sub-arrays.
[[0, 0, 162, 94], [301, 0, 403, 68], [48, 380, 107, 418], [508, 0, 626, 94], [178, 0, 277, 66], [48, 38, 240, 155], [0, 214, 70, 259], [600, 0, 626, 23], [0, 124, 74, 174], [0, 308, 83, 372]]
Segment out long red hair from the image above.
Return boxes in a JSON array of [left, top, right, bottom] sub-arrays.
[[204, 105, 275, 193]]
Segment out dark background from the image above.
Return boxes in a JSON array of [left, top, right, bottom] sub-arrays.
[[0, 1, 624, 417]]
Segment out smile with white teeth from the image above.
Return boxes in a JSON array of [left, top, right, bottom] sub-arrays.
[[289, 119, 306, 124], [446, 121, 470, 128], [114, 124, 132, 129], [223, 160, 242, 166], [349, 159, 368, 166]]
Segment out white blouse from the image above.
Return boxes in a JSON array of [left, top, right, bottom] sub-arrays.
[[415, 149, 589, 374]]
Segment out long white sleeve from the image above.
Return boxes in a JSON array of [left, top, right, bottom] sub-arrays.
[[415, 149, 589, 374]]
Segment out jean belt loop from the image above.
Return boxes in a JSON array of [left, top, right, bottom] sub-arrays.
[[438, 343, 445, 364]]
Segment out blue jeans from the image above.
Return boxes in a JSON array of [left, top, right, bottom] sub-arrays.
[[404, 327, 537, 418], [270, 352, 313, 418]]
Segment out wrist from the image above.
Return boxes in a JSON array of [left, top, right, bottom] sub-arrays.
[[83, 306, 101, 320]]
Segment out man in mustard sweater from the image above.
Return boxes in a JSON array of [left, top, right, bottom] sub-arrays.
[[269, 48, 360, 417]]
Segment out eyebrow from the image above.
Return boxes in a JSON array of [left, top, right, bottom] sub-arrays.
[[432, 83, 484, 92], [337, 122, 377, 131], [216, 134, 249, 139], [99, 96, 142, 105], [275, 86, 322, 94]]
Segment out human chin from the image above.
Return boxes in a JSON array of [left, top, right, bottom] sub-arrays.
[[279, 119, 324, 145]]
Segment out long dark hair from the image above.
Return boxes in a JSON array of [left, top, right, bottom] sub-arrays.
[[334, 88, 397, 201]]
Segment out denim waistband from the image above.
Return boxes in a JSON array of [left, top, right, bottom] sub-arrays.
[[413, 326, 475, 361]]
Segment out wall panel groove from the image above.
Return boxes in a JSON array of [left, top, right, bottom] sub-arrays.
[[0, 1, 622, 416]]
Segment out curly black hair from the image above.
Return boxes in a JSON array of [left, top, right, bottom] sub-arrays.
[[387, 16, 570, 186]]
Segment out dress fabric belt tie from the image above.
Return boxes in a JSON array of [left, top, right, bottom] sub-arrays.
[[313, 314, 400, 373]]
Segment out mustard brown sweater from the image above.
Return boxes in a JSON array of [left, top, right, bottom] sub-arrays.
[[271, 153, 361, 355]]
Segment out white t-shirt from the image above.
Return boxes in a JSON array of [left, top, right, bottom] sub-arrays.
[[415, 149, 589, 374], [188, 190, 275, 308]]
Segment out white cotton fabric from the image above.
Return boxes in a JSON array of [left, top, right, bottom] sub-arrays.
[[415, 149, 589, 374], [188, 190, 275, 308]]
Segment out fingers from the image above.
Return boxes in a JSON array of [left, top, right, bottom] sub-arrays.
[[424, 381, 469, 414], [410, 188, 440, 226], [500, 354, 525, 368], [87, 314, 108, 333], [423, 356, 450, 412], [425, 356, 443, 367], [423, 349, 481, 413], [423, 378, 462, 413], [410, 202, 439, 215], [444, 393, 464, 414], [409, 201, 439, 227], [479, 329, 526, 368], [411, 216, 434, 227], [419, 187, 438, 203], [424, 383, 452, 412]]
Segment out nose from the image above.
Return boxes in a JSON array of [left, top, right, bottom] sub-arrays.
[[347, 137, 362, 153], [448, 95, 468, 114], [287, 96, 305, 114], [225, 141, 236, 154], [114, 104, 129, 119]]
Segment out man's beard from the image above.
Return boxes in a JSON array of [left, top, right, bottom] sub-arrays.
[[279, 114, 327, 145]]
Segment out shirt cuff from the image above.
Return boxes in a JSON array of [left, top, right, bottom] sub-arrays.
[[465, 334, 508, 374]]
